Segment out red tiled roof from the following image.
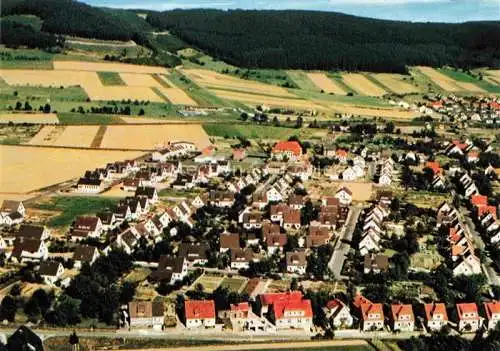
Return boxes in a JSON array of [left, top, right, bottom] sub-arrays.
[[484, 301, 500, 320], [185, 300, 215, 320], [259, 291, 303, 307], [471, 195, 488, 207], [283, 209, 301, 224], [230, 302, 249, 312], [457, 303, 479, 320], [391, 304, 414, 322], [266, 233, 287, 247], [336, 149, 348, 157], [424, 303, 448, 321], [272, 141, 302, 157], [272, 299, 313, 320], [452, 140, 468, 150], [353, 294, 372, 309], [478, 205, 497, 220], [326, 299, 345, 311], [361, 303, 384, 321], [449, 228, 462, 243], [425, 161, 441, 175]]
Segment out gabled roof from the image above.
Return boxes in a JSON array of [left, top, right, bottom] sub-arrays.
[[73, 244, 98, 262], [361, 303, 384, 321], [129, 301, 164, 318], [17, 225, 45, 240], [391, 304, 414, 322], [425, 161, 441, 175], [220, 233, 240, 250], [283, 209, 301, 224], [484, 301, 500, 320], [272, 141, 302, 157], [336, 187, 352, 196], [38, 261, 62, 276], [12, 238, 43, 258], [0, 200, 22, 213], [272, 298, 313, 320], [478, 206, 497, 220], [74, 216, 100, 231], [424, 303, 448, 321], [471, 195, 488, 207], [286, 251, 307, 266], [185, 300, 215, 320], [259, 291, 303, 307], [457, 303, 479, 320]]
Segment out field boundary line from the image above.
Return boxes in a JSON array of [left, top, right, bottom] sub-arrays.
[[90, 125, 108, 148]]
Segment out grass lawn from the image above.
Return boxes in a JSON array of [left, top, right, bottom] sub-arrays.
[[33, 196, 119, 227], [203, 123, 298, 140], [438, 68, 500, 93], [57, 113, 124, 125], [219, 276, 247, 292], [192, 274, 223, 293], [0, 85, 89, 103], [158, 188, 199, 198], [97, 71, 126, 86], [0, 48, 54, 69]]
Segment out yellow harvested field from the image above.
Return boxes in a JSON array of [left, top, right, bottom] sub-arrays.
[[341, 73, 387, 96], [84, 86, 165, 102], [121, 117, 169, 124], [182, 68, 295, 97], [371, 73, 421, 94], [0, 145, 144, 193], [119, 73, 163, 88], [0, 113, 59, 124], [454, 82, 486, 93], [0, 69, 100, 87], [100, 124, 211, 150], [28, 126, 99, 148], [158, 87, 197, 105], [417, 67, 461, 92], [53, 61, 167, 74], [307, 73, 345, 94], [319, 101, 419, 119], [211, 89, 326, 111], [485, 70, 500, 80]]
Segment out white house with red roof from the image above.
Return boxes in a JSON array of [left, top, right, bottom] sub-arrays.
[[258, 292, 312, 330], [484, 301, 500, 330], [354, 294, 384, 331], [184, 300, 216, 329], [271, 141, 302, 161], [391, 304, 414, 332], [424, 303, 448, 332], [456, 303, 482, 332], [336, 149, 348, 163], [323, 299, 353, 328]]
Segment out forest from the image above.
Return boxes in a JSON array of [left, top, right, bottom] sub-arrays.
[[148, 9, 500, 73]]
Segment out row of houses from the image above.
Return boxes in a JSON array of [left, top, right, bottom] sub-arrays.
[[436, 203, 482, 276]]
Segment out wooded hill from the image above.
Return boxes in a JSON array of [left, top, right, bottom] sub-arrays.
[[148, 9, 500, 73]]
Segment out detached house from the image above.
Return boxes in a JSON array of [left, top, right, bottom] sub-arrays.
[[231, 248, 257, 270], [128, 301, 164, 329], [457, 303, 482, 332], [178, 243, 209, 266], [258, 292, 313, 331], [73, 244, 100, 269], [184, 300, 216, 329], [38, 261, 64, 285], [72, 216, 103, 242], [323, 299, 353, 328], [391, 304, 415, 332], [484, 301, 500, 330], [0, 200, 25, 226], [335, 187, 352, 206], [271, 141, 302, 161], [149, 256, 188, 285], [354, 295, 384, 331], [135, 186, 158, 203], [424, 303, 448, 332], [11, 238, 48, 263], [286, 251, 307, 275]]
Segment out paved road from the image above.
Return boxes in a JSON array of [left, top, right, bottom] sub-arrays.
[[328, 205, 363, 280]]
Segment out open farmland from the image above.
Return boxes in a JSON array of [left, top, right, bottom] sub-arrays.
[[0, 69, 101, 87], [417, 66, 462, 92], [0, 113, 59, 124], [119, 73, 163, 88], [0, 145, 144, 194], [53, 60, 168, 74], [317, 101, 419, 120], [341, 74, 387, 96], [158, 87, 198, 105], [27, 126, 100, 148], [100, 124, 211, 150], [307, 73, 346, 94], [370, 73, 421, 94], [181, 68, 296, 97], [210, 89, 326, 111], [83, 85, 165, 102]]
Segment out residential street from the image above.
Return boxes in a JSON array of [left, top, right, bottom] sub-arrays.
[[328, 205, 363, 280]]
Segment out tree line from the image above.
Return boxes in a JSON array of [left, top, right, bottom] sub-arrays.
[[148, 9, 500, 73]]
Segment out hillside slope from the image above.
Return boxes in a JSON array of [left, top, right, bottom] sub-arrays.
[[148, 9, 500, 73]]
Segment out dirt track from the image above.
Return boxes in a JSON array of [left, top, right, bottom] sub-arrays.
[[119, 339, 369, 351]]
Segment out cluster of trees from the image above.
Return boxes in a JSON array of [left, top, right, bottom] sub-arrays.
[[148, 9, 500, 72], [70, 105, 140, 116], [10, 101, 51, 113], [66, 250, 133, 325], [3, 0, 146, 42], [0, 20, 63, 49]]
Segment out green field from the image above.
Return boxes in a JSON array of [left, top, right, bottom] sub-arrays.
[[219, 277, 247, 292], [287, 70, 321, 91], [0, 48, 54, 69], [438, 68, 500, 93], [0, 85, 89, 103], [97, 71, 126, 86], [168, 70, 229, 107], [327, 73, 357, 94], [293, 89, 390, 107], [203, 123, 298, 140], [57, 113, 125, 125], [34, 196, 119, 227]]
